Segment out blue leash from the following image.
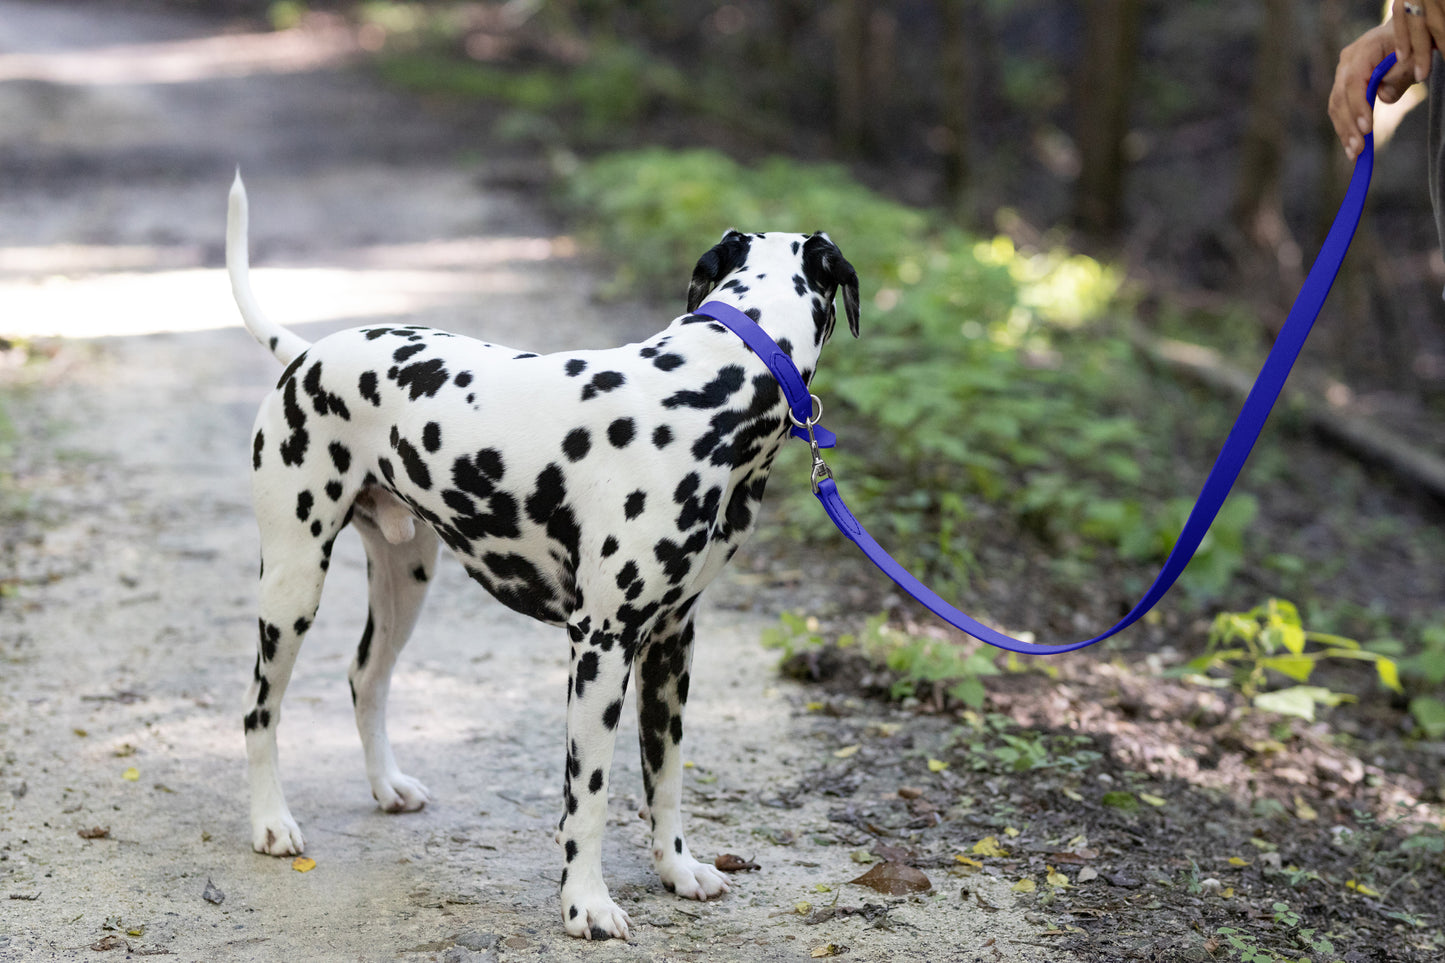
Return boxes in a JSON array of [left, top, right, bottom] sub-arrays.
[[696, 54, 1396, 656]]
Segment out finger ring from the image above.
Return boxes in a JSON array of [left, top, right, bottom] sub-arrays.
[[1405, 1, 1425, 16]]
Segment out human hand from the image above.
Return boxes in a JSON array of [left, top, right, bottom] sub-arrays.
[[1393, 0, 1445, 83], [1330, 22, 1416, 160]]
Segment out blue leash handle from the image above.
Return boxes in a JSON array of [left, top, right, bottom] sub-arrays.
[[701, 54, 1394, 656]]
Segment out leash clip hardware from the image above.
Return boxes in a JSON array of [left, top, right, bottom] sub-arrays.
[[788, 394, 833, 492]]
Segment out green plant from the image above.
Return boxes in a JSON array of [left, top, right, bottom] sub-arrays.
[[1214, 901, 1342, 963], [958, 713, 1102, 774], [1178, 599, 1402, 721], [760, 612, 1003, 709]]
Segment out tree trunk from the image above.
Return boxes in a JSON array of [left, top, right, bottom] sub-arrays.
[[1074, 0, 1144, 238], [1231, 0, 1298, 280]]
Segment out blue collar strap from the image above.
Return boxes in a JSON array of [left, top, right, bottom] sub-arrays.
[[694, 53, 1396, 656]]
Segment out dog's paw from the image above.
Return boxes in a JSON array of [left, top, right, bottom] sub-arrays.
[[561, 889, 631, 941], [657, 854, 731, 901], [372, 771, 431, 813], [252, 814, 305, 856]]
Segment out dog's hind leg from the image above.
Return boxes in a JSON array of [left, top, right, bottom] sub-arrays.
[[245, 520, 333, 856], [349, 508, 439, 812], [635, 607, 729, 902]]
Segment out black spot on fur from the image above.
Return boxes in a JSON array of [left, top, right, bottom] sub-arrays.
[[454, 371, 473, 388], [602, 699, 623, 730], [394, 436, 432, 490], [357, 611, 375, 668], [293, 616, 311, 635], [252, 430, 264, 470], [358, 371, 382, 406], [302, 361, 350, 420], [674, 836, 683, 854], [589, 769, 604, 793], [422, 422, 442, 453], [279, 378, 309, 466], [392, 342, 426, 363], [652, 425, 674, 449], [574, 650, 599, 697], [392, 357, 450, 400], [663, 365, 745, 410], [412, 565, 429, 582], [296, 490, 313, 522], [325, 480, 344, 501], [601, 536, 619, 557], [562, 428, 591, 462], [653, 353, 684, 372], [565, 840, 578, 862], [565, 358, 588, 377], [328, 441, 352, 475], [581, 370, 625, 401], [606, 418, 635, 448], [624, 490, 646, 520], [258, 619, 281, 661]]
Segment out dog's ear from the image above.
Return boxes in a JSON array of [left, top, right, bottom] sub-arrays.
[[805, 233, 861, 338], [687, 230, 750, 312]]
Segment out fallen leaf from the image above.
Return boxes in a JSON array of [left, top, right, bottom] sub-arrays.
[[805, 701, 825, 712], [90, 935, 129, 952], [121, 768, 140, 782], [202, 879, 225, 905], [291, 857, 316, 873], [77, 827, 111, 840], [1139, 793, 1167, 807], [810, 944, 848, 958], [833, 744, 860, 759], [1101, 791, 1137, 811], [849, 850, 878, 864], [1222, 887, 1234, 898], [1293, 795, 1318, 821], [814, 883, 833, 893], [1011, 878, 1037, 893], [714, 854, 760, 872], [114, 744, 137, 758], [954, 855, 983, 869], [848, 861, 932, 895], [1346, 879, 1380, 897], [1227, 857, 1250, 867], [1045, 867, 1070, 888], [1061, 787, 1084, 802], [896, 786, 923, 799], [1076, 867, 1099, 883], [1003, 826, 1020, 838], [972, 836, 1009, 858], [926, 758, 949, 772], [795, 900, 812, 915]]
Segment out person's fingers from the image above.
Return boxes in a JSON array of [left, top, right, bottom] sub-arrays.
[[1394, 1, 1417, 75], [1330, 58, 1368, 158], [1403, 1, 1434, 80]]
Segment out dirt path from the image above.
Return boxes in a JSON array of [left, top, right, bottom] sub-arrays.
[[0, 4, 1040, 960]]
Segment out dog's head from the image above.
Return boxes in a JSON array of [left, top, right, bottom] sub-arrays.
[[686, 230, 860, 343]]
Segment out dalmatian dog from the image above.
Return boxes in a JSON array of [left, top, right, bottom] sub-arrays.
[[225, 173, 859, 940]]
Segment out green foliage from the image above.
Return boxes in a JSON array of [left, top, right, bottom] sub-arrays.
[[1178, 599, 1402, 722], [761, 612, 1000, 709], [1214, 901, 1343, 963], [568, 149, 1258, 601]]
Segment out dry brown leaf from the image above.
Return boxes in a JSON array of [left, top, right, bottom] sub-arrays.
[[848, 860, 932, 895], [714, 853, 761, 872], [77, 826, 111, 840]]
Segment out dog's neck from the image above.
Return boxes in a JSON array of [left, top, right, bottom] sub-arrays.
[[700, 287, 834, 384]]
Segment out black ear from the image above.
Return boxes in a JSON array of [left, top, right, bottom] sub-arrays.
[[837, 257, 861, 338], [805, 234, 861, 338], [687, 230, 750, 312]]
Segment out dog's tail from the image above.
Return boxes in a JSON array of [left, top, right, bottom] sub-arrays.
[[227, 171, 309, 366]]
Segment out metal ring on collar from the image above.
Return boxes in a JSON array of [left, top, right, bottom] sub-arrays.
[[1404, 1, 1425, 17], [787, 394, 824, 429]]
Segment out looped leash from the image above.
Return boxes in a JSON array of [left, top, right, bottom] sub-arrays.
[[699, 54, 1396, 656]]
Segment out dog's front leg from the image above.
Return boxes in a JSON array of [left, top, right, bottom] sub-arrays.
[[635, 613, 730, 902], [556, 626, 633, 940]]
